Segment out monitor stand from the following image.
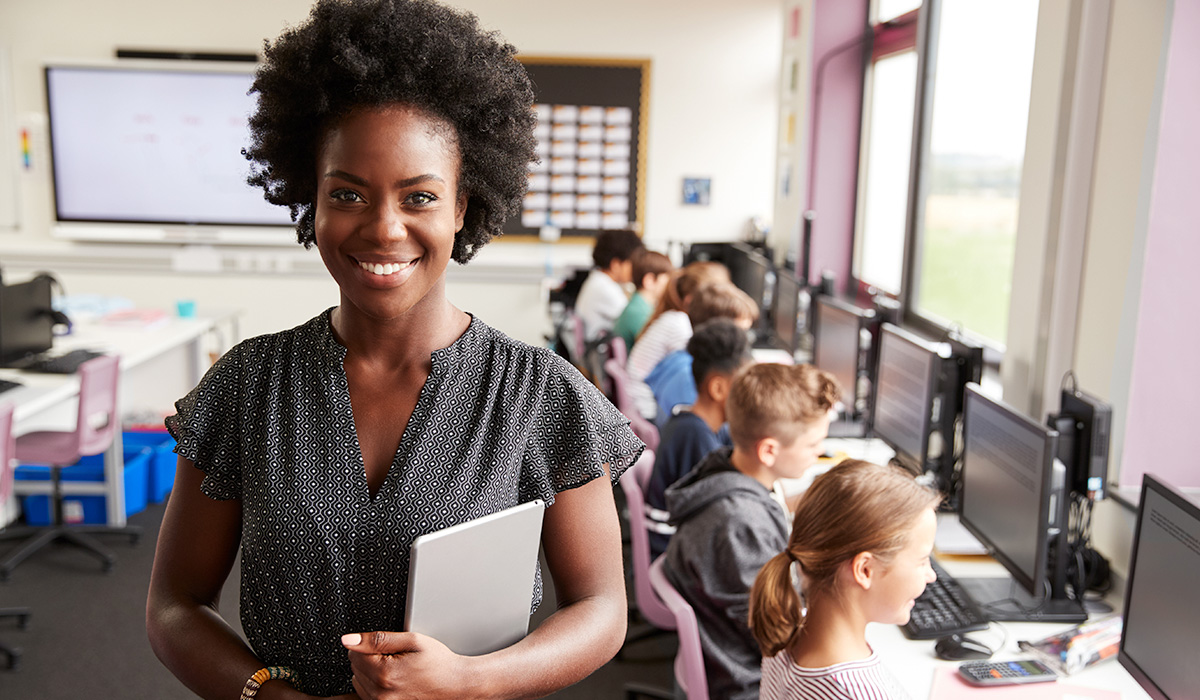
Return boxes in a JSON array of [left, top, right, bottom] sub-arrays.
[[958, 575, 1087, 623]]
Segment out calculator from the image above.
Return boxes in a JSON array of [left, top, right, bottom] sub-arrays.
[[958, 659, 1059, 686]]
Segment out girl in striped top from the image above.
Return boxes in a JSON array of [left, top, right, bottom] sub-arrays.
[[748, 460, 942, 699]]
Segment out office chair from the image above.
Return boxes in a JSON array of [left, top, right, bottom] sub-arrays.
[[609, 335, 628, 367], [647, 557, 709, 700], [616, 450, 674, 660], [0, 355, 141, 580], [604, 358, 660, 452], [0, 402, 33, 669]]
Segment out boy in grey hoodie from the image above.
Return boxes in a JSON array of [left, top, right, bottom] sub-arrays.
[[662, 363, 839, 700]]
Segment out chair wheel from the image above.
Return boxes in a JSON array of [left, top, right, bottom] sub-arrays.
[[129, 533, 141, 545], [102, 560, 115, 574]]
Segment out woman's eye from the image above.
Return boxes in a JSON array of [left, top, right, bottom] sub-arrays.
[[330, 189, 363, 203], [407, 191, 437, 206]]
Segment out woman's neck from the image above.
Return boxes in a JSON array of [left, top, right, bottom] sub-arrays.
[[332, 287, 469, 370], [789, 593, 872, 669]]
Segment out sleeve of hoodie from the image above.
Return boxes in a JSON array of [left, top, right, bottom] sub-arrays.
[[712, 506, 791, 629]]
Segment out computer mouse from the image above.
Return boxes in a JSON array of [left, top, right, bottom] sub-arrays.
[[934, 633, 993, 661]]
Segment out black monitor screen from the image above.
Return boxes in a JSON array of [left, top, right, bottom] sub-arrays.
[[1119, 475, 1200, 700], [813, 297, 863, 412], [0, 277, 55, 364], [727, 243, 773, 312], [958, 384, 1056, 596], [771, 271, 802, 354], [872, 324, 938, 469]]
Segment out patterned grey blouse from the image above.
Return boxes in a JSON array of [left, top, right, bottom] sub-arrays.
[[166, 309, 642, 696]]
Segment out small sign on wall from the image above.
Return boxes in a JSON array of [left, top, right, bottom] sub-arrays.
[[682, 177, 711, 206]]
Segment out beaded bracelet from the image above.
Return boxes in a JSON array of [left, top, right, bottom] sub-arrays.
[[240, 666, 298, 700]]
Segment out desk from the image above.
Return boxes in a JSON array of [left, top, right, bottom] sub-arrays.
[[0, 313, 236, 526], [865, 556, 1152, 699]]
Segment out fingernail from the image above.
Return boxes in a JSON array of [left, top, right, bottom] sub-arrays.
[[341, 633, 361, 646]]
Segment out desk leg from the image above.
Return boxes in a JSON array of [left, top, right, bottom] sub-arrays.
[[104, 432, 127, 527]]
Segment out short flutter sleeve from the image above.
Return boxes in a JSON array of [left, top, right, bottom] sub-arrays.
[[164, 344, 245, 501], [521, 354, 643, 505]]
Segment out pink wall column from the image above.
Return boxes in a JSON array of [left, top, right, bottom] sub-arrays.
[[1120, 0, 1200, 488], [804, 0, 867, 293]]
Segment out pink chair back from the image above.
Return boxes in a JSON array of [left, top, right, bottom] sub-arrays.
[[649, 557, 709, 700], [75, 355, 121, 457], [617, 450, 675, 632], [604, 358, 660, 452], [0, 402, 14, 504], [609, 335, 628, 366], [565, 310, 587, 368]]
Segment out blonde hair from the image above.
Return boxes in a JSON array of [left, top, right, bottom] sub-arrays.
[[688, 281, 760, 327], [725, 363, 839, 448], [748, 460, 942, 656], [641, 260, 730, 334]]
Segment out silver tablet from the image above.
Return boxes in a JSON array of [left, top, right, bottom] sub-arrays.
[[404, 499, 545, 656]]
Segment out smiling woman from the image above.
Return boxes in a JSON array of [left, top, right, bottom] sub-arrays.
[[145, 2, 642, 699]]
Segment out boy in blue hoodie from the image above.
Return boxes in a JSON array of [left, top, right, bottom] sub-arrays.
[[662, 362, 839, 700]]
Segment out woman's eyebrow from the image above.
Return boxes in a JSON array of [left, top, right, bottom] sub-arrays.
[[323, 170, 445, 189]]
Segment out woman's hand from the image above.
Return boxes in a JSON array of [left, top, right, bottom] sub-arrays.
[[342, 632, 474, 700]]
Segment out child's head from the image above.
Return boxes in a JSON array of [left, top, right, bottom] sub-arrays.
[[648, 260, 731, 323], [725, 363, 838, 479], [631, 249, 674, 296], [687, 319, 754, 412], [591, 229, 644, 283], [687, 281, 760, 329], [749, 460, 942, 656]]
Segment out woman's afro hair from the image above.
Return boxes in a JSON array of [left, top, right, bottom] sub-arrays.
[[244, 0, 537, 263]]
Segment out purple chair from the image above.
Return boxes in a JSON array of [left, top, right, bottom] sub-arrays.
[[609, 335, 628, 367], [604, 358, 660, 453], [0, 402, 32, 669], [0, 355, 141, 579], [617, 450, 675, 658], [648, 557, 709, 700]]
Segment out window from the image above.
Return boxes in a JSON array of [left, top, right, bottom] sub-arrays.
[[911, 0, 1040, 346]]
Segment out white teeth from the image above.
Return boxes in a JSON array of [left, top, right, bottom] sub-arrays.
[[359, 260, 412, 276]]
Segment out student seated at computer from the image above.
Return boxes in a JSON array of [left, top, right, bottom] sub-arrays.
[[661, 362, 838, 700], [644, 318, 753, 559], [749, 460, 940, 700], [574, 229, 644, 341], [644, 283, 758, 428], [611, 249, 673, 351]]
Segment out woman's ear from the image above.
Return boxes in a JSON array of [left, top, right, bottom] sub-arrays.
[[454, 192, 468, 232], [850, 551, 875, 590]]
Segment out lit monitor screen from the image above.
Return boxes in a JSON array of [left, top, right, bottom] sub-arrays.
[[958, 384, 1057, 596], [771, 271, 802, 354], [872, 323, 938, 470], [1119, 474, 1200, 700], [0, 277, 55, 365], [45, 63, 292, 227], [812, 296, 865, 413]]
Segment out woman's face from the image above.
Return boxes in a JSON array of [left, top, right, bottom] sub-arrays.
[[314, 104, 466, 323]]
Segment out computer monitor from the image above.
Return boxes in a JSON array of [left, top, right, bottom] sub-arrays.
[[871, 323, 938, 476], [957, 383, 1085, 622], [0, 276, 55, 366], [727, 243, 774, 314], [1119, 474, 1200, 700], [770, 270, 803, 355], [812, 296, 874, 419]]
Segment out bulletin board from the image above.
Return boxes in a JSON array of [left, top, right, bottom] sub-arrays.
[[505, 56, 650, 241]]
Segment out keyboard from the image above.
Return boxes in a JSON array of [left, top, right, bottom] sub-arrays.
[[901, 559, 990, 640], [21, 349, 106, 375], [0, 378, 21, 394]]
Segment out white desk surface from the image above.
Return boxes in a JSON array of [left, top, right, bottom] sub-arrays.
[[0, 316, 217, 424]]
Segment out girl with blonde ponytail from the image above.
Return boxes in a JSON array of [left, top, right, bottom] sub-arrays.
[[749, 460, 941, 699]]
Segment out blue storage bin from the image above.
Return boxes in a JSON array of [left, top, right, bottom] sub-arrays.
[[16, 446, 152, 525], [123, 430, 178, 503]]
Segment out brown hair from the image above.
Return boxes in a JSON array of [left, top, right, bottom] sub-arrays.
[[632, 249, 674, 290], [725, 363, 839, 448], [642, 260, 730, 334], [748, 460, 942, 656], [687, 281, 760, 327]]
